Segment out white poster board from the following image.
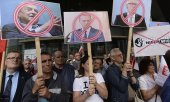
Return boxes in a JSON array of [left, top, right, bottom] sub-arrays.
[[133, 25, 170, 57], [64, 12, 112, 44], [24, 49, 36, 60]]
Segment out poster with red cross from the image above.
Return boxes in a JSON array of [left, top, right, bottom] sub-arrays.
[[111, 0, 151, 28], [1, 0, 62, 39], [133, 25, 170, 57], [64, 12, 112, 44]]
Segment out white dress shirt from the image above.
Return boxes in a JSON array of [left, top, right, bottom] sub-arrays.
[[4, 71, 19, 102]]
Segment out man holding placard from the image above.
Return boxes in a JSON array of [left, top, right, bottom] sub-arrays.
[[22, 52, 70, 102], [105, 48, 138, 102]]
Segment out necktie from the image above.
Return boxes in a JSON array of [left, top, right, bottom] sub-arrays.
[[129, 17, 133, 23], [3, 75, 13, 101], [84, 31, 88, 38]]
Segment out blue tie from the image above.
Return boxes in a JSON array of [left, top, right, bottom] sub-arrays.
[[84, 31, 88, 38], [3, 75, 13, 102]]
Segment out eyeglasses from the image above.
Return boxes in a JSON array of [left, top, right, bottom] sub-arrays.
[[7, 57, 21, 61], [42, 59, 52, 63]]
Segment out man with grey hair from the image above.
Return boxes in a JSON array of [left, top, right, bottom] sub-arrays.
[[114, 0, 146, 27], [105, 48, 138, 102]]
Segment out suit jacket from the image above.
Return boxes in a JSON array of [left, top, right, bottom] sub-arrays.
[[160, 76, 170, 102], [114, 13, 147, 28], [0, 69, 31, 102], [68, 27, 105, 43], [2, 23, 62, 39]]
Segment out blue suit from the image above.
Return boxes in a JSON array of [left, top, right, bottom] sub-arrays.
[[160, 76, 170, 102], [2, 23, 62, 39], [68, 27, 105, 43]]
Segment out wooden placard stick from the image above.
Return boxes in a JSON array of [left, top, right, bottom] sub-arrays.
[[35, 37, 43, 76], [0, 51, 5, 92], [87, 43, 93, 75], [156, 55, 160, 71], [87, 43, 94, 89], [126, 27, 133, 63]]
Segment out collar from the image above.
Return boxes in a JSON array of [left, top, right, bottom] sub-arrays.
[[81, 26, 91, 37], [5, 70, 19, 78]]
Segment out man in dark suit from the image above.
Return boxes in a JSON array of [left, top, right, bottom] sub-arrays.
[[2, 4, 62, 39], [66, 14, 105, 43], [0, 51, 30, 102], [114, 0, 146, 28]]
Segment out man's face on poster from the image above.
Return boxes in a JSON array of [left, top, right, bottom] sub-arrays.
[[19, 5, 39, 25], [79, 15, 91, 30], [126, 0, 138, 15]]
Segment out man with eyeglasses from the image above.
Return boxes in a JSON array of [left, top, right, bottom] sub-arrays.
[[105, 48, 138, 102], [0, 51, 30, 102], [52, 50, 75, 102], [114, 0, 146, 28], [22, 52, 70, 102]]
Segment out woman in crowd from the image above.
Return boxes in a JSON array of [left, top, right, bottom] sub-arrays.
[[138, 57, 162, 102], [73, 55, 108, 102]]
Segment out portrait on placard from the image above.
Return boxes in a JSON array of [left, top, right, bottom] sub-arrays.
[[1, 0, 62, 39], [111, 0, 151, 28], [64, 12, 112, 44]]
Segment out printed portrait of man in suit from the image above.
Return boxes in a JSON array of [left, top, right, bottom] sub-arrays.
[[2, 2, 62, 39], [66, 13, 105, 43], [114, 0, 146, 28]]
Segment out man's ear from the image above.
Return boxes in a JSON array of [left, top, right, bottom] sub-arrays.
[[110, 57, 115, 61]]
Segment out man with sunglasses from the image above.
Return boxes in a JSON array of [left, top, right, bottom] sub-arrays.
[[105, 48, 138, 102], [0, 51, 30, 102], [22, 52, 70, 102]]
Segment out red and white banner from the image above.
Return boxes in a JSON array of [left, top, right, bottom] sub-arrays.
[[155, 56, 170, 86]]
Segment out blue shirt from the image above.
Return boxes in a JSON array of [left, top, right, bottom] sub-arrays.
[[4, 71, 19, 102]]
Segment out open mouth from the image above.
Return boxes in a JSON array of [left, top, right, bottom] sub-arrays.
[[29, 14, 36, 18]]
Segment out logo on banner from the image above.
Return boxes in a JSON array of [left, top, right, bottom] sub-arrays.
[[135, 38, 143, 47]]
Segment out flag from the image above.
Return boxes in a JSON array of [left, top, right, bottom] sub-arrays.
[[155, 56, 170, 86], [0, 40, 7, 52], [0, 53, 2, 63], [78, 45, 84, 57]]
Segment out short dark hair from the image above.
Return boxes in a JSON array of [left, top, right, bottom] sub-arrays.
[[94, 58, 103, 65], [164, 50, 170, 70], [79, 55, 89, 77], [139, 57, 154, 75], [52, 50, 62, 57], [41, 52, 51, 56]]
